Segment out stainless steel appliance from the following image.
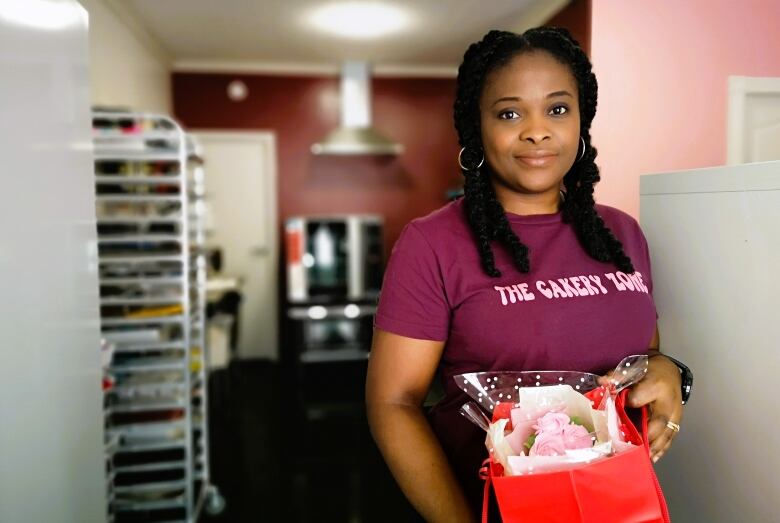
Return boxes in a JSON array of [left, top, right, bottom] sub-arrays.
[[285, 215, 383, 303], [287, 304, 377, 363]]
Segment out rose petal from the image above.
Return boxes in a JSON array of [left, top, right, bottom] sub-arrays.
[[562, 423, 593, 450], [533, 412, 571, 435], [529, 431, 566, 457]]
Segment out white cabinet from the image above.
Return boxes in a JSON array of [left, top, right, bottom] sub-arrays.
[[640, 161, 780, 523], [0, 2, 105, 521]]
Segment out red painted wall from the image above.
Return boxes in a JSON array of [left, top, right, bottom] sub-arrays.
[[173, 73, 460, 256], [546, 0, 591, 56]]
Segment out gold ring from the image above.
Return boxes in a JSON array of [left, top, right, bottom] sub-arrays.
[[666, 420, 681, 433]]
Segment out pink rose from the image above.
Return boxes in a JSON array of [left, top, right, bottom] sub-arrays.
[[533, 412, 570, 435], [529, 431, 566, 457], [562, 423, 593, 450]]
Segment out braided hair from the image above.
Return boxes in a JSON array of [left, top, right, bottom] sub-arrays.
[[454, 27, 635, 277]]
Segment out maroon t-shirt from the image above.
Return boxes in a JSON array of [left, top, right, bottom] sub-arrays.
[[373, 197, 658, 511]]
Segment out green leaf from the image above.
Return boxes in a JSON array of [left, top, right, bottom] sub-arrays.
[[524, 433, 537, 450], [570, 416, 586, 427]]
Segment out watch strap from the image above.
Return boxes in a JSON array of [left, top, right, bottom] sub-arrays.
[[658, 354, 693, 405]]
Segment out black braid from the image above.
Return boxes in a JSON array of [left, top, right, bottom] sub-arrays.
[[454, 27, 635, 277]]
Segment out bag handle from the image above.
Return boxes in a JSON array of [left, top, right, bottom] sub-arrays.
[[479, 459, 491, 523], [621, 389, 672, 523]]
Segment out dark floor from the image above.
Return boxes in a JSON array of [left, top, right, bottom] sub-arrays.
[[201, 360, 423, 523]]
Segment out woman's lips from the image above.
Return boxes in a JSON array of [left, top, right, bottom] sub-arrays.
[[515, 153, 557, 167]]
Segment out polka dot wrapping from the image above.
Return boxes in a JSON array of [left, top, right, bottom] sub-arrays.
[[456, 371, 602, 421]]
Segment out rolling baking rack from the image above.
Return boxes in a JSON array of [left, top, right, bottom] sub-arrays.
[[94, 111, 224, 522]]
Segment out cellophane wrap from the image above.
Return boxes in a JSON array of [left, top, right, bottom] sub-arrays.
[[456, 356, 648, 476]]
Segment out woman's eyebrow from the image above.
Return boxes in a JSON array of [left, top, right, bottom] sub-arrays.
[[491, 90, 575, 107]]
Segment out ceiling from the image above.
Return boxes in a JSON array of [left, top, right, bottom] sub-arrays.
[[125, 0, 569, 75]]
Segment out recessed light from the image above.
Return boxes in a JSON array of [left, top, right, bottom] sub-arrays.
[[307, 2, 411, 39]]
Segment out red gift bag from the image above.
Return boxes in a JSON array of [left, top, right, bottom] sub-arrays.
[[480, 389, 670, 523]]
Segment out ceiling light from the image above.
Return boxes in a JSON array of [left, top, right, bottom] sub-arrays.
[[307, 2, 410, 39], [0, 0, 84, 31]]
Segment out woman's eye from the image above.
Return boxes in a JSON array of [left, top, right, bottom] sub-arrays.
[[549, 105, 569, 116], [498, 110, 519, 120]]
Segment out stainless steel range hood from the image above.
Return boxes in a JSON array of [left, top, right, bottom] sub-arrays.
[[311, 61, 404, 156]]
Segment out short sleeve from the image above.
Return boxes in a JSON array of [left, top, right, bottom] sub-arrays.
[[373, 223, 451, 341], [634, 221, 659, 319]]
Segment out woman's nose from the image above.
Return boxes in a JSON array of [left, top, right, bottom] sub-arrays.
[[519, 114, 551, 144]]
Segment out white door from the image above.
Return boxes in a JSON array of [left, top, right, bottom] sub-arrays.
[[192, 132, 278, 360], [727, 76, 780, 164]]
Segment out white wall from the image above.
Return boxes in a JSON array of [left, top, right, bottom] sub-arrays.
[[79, 0, 171, 113]]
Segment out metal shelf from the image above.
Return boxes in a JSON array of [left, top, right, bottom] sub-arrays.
[[98, 216, 183, 225], [95, 111, 219, 523], [93, 129, 180, 140], [95, 151, 182, 162], [96, 194, 182, 203], [114, 461, 186, 474], [95, 175, 183, 185], [100, 296, 184, 306], [99, 254, 183, 264], [109, 404, 186, 415], [108, 420, 186, 436], [100, 276, 184, 286], [110, 383, 187, 397], [114, 441, 186, 454], [115, 480, 187, 494], [114, 496, 186, 512], [112, 341, 186, 353], [110, 361, 187, 373], [101, 315, 185, 327], [97, 234, 183, 244]]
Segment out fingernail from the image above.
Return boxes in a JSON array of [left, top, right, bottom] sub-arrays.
[[652, 456, 659, 463]]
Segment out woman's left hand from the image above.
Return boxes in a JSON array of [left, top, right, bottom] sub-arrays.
[[626, 354, 683, 463]]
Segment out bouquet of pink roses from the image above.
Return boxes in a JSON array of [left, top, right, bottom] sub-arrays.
[[455, 356, 670, 523], [457, 356, 647, 476], [528, 411, 593, 454]]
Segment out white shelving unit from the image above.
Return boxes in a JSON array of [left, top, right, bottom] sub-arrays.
[[94, 111, 223, 522]]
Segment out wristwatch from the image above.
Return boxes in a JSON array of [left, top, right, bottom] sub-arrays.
[[654, 354, 693, 405]]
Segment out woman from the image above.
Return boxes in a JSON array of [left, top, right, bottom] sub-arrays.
[[366, 27, 685, 522]]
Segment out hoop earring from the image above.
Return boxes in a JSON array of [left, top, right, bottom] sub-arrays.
[[577, 136, 586, 162], [458, 147, 485, 171]]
